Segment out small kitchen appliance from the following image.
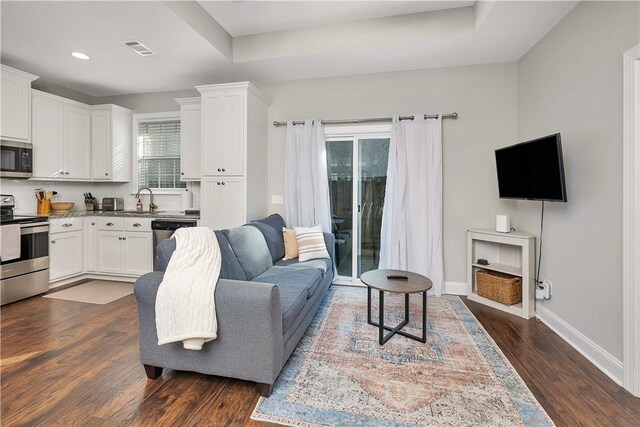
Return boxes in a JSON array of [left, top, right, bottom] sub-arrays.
[[102, 197, 124, 211], [0, 141, 33, 178]]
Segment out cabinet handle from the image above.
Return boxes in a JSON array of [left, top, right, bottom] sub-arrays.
[[217, 168, 221, 172], [133, 223, 141, 227], [217, 182, 220, 185], [62, 223, 72, 228], [221, 168, 226, 172], [181, 172, 184, 175], [51, 240, 56, 244], [106, 222, 114, 226], [222, 182, 226, 185], [65, 171, 70, 175], [118, 237, 122, 241], [91, 222, 96, 226], [123, 237, 127, 241], [105, 172, 109, 176], [58, 169, 64, 174]]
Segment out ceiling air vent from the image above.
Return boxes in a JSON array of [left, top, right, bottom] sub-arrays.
[[123, 41, 156, 57]]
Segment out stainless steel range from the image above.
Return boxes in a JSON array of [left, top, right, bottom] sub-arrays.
[[0, 195, 49, 305]]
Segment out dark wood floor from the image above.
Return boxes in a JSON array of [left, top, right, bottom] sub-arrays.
[[1, 284, 638, 426]]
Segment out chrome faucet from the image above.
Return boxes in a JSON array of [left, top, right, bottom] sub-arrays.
[[135, 187, 157, 212]]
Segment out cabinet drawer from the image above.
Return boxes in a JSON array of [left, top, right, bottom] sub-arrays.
[[124, 218, 151, 232], [97, 217, 124, 231], [50, 217, 83, 233]]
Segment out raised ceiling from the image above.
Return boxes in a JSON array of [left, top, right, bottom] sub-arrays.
[[0, 1, 579, 97]]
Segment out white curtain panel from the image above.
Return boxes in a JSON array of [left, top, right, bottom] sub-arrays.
[[379, 115, 444, 296], [284, 120, 332, 233]]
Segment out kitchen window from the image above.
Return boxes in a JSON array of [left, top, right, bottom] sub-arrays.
[[134, 113, 186, 191]]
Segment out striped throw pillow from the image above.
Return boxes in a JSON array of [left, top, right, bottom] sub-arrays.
[[294, 226, 329, 262]]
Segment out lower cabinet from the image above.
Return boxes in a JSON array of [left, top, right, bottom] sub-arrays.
[[96, 230, 153, 275], [50, 230, 83, 281], [49, 216, 153, 284]]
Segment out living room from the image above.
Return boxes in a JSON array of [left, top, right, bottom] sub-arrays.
[[1, 1, 639, 426]]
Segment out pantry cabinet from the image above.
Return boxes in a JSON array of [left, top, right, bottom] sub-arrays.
[[31, 90, 91, 179], [1, 65, 38, 142], [176, 97, 201, 181], [90, 105, 132, 182], [49, 218, 84, 281], [196, 82, 269, 230]]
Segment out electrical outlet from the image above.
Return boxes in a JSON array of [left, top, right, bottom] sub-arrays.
[[271, 195, 284, 205]]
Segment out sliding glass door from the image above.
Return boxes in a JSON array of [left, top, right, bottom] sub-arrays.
[[326, 133, 390, 282]]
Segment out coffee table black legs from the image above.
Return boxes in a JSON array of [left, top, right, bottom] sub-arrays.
[[367, 287, 427, 345]]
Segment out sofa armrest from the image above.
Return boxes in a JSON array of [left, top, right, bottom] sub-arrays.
[[323, 232, 336, 264], [134, 273, 285, 384]]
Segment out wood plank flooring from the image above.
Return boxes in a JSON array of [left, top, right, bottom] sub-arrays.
[[1, 284, 638, 426]]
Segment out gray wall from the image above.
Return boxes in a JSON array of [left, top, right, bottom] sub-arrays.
[[259, 63, 518, 284], [515, 0, 639, 360]]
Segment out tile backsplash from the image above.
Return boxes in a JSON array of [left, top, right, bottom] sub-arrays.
[[0, 179, 200, 214]]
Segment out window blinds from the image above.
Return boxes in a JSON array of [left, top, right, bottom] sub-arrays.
[[137, 119, 186, 189]]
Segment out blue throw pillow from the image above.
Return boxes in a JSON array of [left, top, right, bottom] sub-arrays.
[[223, 226, 273, 280]]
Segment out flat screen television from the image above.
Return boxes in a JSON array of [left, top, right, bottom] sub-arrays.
[[495, 133, 567, 202]]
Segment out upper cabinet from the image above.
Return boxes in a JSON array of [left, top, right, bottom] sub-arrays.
[[90, 105, 132, 182], [175, 97, 201, 181], [32, 90, 90, 180], [31, 91, 131, 182], [1, 65, 38, 142]]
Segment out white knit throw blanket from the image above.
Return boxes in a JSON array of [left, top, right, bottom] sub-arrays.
[[155, 227, 221, 350]]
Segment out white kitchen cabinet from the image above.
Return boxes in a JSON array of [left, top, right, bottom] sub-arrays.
[[97, 231, 124, 274], [90, 105, 132, 182], [200, 176, 245, 229], [64, 104, 91, 179], [196, 82, 269, 229], [96, 228, 153, 276], [83, 217, 98, 272], [176, 97, 201, 181], [49, 230, 83, 281], [31, 90, 91, 180], [1, 65, 38, 142], [123, 232, 153, 275]]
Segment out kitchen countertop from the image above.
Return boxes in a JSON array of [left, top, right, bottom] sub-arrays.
[[45, 210, 200, 220]]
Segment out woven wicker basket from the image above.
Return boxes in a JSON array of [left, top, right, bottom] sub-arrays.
[[476, 270, 522, 305]]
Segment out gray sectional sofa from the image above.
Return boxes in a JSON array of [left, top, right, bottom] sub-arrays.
[[134, 214, 334, 397]]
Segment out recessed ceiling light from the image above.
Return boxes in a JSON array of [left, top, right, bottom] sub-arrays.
[[71, 52, 90, 60]]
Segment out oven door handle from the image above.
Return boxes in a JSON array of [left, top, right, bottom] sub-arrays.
[[19, 225, 49, 235]]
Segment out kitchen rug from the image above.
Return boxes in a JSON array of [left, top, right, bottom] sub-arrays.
[[43, 280, 133, 305], [252, 286, 553, 427]]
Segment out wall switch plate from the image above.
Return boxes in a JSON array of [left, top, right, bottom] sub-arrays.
[[271, 195, 284, 204]]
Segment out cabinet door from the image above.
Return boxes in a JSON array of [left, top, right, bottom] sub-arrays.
[[180, 103, 201, 180], [96, 231, 123, 274], [32, 95, 65, 178], [219, 176, 245, 229], [1, 72, 31, 141], [91, 110, 113, 180], [64, 104, 91, 179], [123, 232, 153, 276], [83, 218, 98, 272], [49, 231, 83, 281], [201, 91, 245, 176], [201, 176, 244, 230]]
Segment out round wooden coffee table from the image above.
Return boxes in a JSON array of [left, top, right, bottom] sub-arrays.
[[360, 269, 433, 345]]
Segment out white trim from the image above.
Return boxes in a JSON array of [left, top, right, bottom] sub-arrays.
[[444, 281, 467, 295], [324, 124, 391, 138], [623, 44, 640, 397], [536, 305, 623, 386]]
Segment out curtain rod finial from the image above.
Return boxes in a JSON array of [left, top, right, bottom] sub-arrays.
[[451, 113, 458, 119]]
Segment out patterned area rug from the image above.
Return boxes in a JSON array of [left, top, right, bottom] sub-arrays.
[[252, 286, 553, 426]]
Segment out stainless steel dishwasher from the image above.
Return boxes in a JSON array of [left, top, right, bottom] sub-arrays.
[[151, 219, 198, 270]]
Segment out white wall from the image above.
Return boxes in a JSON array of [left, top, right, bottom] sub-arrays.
[[515, 0, 639, 361], [259, 63, 518, 283]]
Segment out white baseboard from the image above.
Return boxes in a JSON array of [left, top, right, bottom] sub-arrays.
[[444, 281, 467, 295], [536, 304, 623, 386], [49, 273, 137, 289]]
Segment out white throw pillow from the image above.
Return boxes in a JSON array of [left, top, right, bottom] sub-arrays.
[[294, 225, 330, 262]]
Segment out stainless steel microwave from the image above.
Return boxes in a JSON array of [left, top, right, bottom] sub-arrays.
[[0, 141, 32, 178]]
